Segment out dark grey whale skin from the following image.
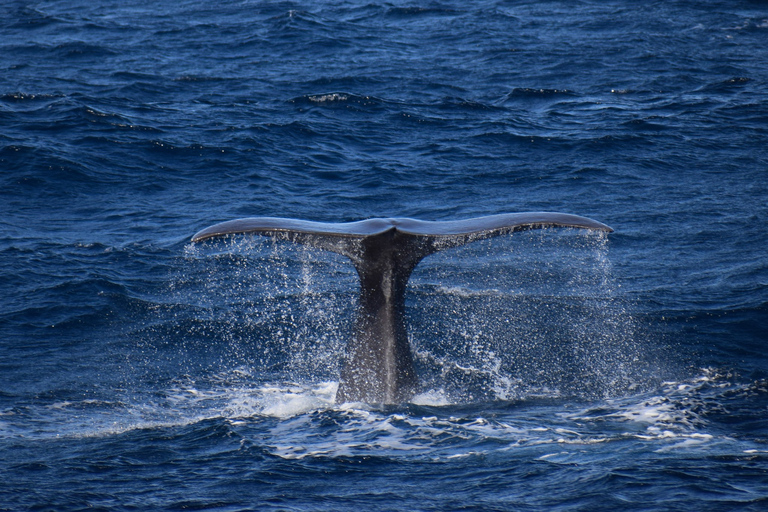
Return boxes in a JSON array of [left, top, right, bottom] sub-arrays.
[[192, 213, 613, 404]]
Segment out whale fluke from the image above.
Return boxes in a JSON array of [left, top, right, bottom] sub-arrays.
[[191, 213, 613, 404]]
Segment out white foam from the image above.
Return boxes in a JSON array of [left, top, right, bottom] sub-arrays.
[[49, 401, 74, 410], [253, 382, 336, 418], [654, 433, 714, 453], [411, 389, 451, 406], [308, 93, 348, 103]]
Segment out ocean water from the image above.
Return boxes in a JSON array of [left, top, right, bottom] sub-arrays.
[[1, 0, 767, 510]]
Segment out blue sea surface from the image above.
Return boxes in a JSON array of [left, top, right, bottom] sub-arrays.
[[1, 0, 767, 510]]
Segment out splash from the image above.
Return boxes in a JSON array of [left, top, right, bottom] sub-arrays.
[[174, 237, 355, 382], [168, 228, 652, 404], [410, 229, 650, 401]]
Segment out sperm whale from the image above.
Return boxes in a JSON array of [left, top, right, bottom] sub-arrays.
[[191, 212, 613, 404]]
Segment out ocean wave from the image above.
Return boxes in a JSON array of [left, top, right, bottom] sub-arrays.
[[505, 87, 576, 99], [53, 40, 118, 58], [437, 96, 501, 111], [384, 6, 460, 18], [289, 92, 386, 111], [0, 91, 65, 104]]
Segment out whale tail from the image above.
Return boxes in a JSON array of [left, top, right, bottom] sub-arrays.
[[192, 213, 613, 403]]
